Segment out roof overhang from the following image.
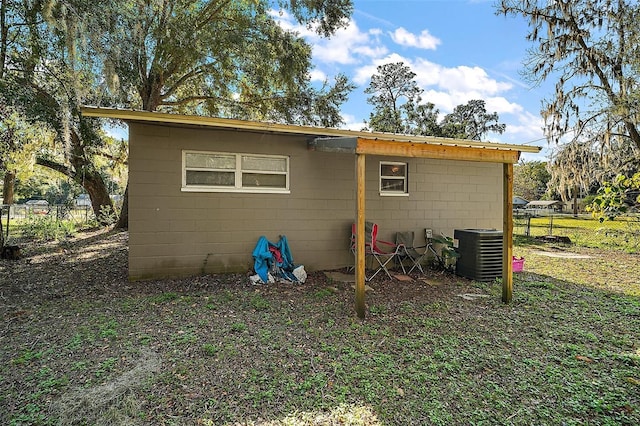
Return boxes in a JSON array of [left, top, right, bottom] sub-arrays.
[[82, 106, 540, 164]]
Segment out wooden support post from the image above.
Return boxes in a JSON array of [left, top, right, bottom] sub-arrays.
[[502, 162, 514, 303], [355, 154, 366, 318]]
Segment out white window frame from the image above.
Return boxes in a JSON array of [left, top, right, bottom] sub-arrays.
[[182, 150, 290, 194], [379, 161, 409, 196]]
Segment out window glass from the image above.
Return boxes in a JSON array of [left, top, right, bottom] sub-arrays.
[[381, 163, 406, 177], [242, 155, 287, 172], [183, 150, 289, 192], [242, 173, 287, 188], [380, 161, 408, 194], [186, 170, 234, 186], [381, 178, 406, 192], [185, 152, 235, 169]]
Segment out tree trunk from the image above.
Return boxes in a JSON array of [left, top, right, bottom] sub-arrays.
[[2, 170, 15, 204], [83, 171, 114, 224], [36, 157, 114, 226], [624, 120, 640, 150], [114, 183, 128, 229], [573, 184, 579, 217]]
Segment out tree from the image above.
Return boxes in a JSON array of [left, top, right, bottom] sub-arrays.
[[364, 62, 506, 140], [588, 172, 640, 221], [513, 160, 550, 201], [497, 0, 640, 152], [96, 0, 355, 229], [1, 1, 355, 228], [364, 62, 423, 134], [0, 103, 50, 204], [0, 0, 32, 205], [403, 99, 442, 137], [0, 0, 118, 224], [546, 127, 639, 213], [0, 105, 19, 204], [102, 0, 353, 118], [440, 99, 506, 141]]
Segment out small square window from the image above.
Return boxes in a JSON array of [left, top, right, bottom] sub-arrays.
[[380, 161, 408, 195]]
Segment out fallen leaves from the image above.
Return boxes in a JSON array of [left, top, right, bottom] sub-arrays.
[[626, 377, 640, 386]]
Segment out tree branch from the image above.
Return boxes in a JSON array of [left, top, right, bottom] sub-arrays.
[[35, 157, 76, 179]]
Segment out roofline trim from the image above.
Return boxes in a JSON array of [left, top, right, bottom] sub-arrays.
[[82, 106, 542, 154]]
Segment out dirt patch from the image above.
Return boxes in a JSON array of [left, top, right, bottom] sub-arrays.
[[55, 348, 161, 425], [533, 250, 592, 259]]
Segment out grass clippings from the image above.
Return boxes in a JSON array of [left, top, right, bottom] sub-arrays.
[[54, 348, 161, 425], [1, 229, 639, 425]]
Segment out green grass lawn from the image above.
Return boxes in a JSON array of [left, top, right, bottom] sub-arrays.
[[515, 214, 640, 253], [1, 228, 639, 425]]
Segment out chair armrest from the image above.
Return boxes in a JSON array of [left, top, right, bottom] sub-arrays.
[[377, 240, 405, 254]]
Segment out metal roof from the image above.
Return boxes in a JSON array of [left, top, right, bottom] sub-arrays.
[[81, 107, 541, 155], [526, 200, 564, 207]]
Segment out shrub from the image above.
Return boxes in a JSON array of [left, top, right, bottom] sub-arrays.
[[21, 215, 76, 241]]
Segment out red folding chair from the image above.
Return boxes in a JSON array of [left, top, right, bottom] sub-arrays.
[[350, 222, 404, 281]]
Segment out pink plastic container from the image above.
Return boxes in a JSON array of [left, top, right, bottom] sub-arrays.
[[512, 256, 525, 272]]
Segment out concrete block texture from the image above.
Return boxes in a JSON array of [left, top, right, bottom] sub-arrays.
[[128, 124, 504, 279]]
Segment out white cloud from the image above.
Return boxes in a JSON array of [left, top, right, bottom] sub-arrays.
[[421, 89, 457, 112], [352, 52, 410, 85], [447, 66, 512, 94], [309, 69, 327, 82], [411, 60, 513, 96], [505, 110, 545, 143], [353, 62, 381, 85], [390, 27, 440, 50], [340, 113, 367, 131], [312, 22, 388, 65], [270, 10, 387, 66], [485, 97, 523, 115]]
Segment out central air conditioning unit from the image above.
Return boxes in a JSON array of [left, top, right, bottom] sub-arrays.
[[454, 229, 503, 281]]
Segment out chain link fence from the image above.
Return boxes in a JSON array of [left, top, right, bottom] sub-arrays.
[[1, 203, 97, 243], [1, 203, 95, 221], [513, 210, 640, 253]]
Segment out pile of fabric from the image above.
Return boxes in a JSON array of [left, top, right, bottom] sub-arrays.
[[250, 235, 306, 284]]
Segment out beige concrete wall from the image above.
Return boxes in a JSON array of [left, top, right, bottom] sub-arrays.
[[128, 122, 504, 279]]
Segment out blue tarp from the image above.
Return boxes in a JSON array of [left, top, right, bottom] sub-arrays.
[[252, 235, 297, 283]]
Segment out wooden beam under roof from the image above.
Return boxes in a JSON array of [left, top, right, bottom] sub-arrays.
[[355, 138, 520, 164], [310, 137, 522, 164]]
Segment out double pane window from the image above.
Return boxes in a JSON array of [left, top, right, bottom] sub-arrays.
[[183, 151, 289, 192], [380, 161, 408, 195]]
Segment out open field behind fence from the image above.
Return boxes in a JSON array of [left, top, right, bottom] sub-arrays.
[[514, 213, 640, 253]]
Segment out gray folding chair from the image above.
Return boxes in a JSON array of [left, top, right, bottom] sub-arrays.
[[395, 231, 427, 274]]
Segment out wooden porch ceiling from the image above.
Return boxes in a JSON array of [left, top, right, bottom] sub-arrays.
[[310, 136, 524, 164]]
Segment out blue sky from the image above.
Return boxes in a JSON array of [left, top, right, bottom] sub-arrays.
[[276, 0, 553, 161]]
